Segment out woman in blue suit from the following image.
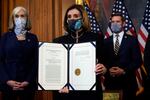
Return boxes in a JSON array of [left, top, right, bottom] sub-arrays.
[[0, 6, 38, 100]]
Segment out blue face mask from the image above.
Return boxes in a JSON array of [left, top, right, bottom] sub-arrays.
[[14, 17, 27, 35], [68, 19, 83, 32], [111, 23, 122, 33]]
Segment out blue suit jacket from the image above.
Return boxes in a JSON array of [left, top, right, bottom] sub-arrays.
[[103, 33, 142, 93], [0, 32, 38, 91]]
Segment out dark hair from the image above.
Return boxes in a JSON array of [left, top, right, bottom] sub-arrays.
[[63, 4, 90, 32], [111, 13, 125, 22]]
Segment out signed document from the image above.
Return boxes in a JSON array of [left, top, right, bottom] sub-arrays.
[[38, 42, 96, 90]]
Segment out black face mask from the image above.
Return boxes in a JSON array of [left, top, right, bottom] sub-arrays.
[[67, 19, 83, 32]]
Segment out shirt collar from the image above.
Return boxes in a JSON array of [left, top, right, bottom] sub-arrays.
[[113, 31, 124, 46], [113, 31, 124, 39]]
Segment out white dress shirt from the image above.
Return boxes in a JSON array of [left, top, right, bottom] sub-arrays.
[[113, 31, 124, 49]]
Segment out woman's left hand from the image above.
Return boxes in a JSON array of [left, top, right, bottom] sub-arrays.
[[20, 81, 29, 88]]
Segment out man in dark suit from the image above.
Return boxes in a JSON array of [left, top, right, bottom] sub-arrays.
[[144, 34, 150, 100], [103, 13, 142, 100]]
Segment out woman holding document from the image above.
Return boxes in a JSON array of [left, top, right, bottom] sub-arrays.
[[0, 7, 38, 100], [53, 4, 106, 100]]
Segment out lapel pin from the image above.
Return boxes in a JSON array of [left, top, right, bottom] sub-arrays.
[[28, 39, 30, 42]]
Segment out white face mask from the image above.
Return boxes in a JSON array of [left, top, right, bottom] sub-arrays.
[[14, 17, 27, 35]]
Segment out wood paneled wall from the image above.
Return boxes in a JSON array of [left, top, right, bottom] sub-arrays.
[[0, 0, 63, 42], [0, 0, 74, 100]]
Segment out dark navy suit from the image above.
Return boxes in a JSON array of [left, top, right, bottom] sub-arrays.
[[103, 33, 142, 100], [0, 32, 38, 100], [144, 34, 150, 99]]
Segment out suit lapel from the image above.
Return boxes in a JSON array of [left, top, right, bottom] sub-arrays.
[[118, 34, 128, 54], [109, 36, 115, 54]]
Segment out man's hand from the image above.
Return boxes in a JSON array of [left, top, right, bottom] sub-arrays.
[[95, 63, 107, 75], [109, 67, 125, 77]]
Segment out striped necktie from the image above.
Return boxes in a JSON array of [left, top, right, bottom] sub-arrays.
[[114, 34, 119, 55]]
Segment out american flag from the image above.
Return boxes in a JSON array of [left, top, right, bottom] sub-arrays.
[[83, 1, 102, 34], [138, 0, 150, 53], [106, 0, 144, 95], [105, 0, 136, 38], [83, 0, 105, 90], [137, 0, 150, 95]]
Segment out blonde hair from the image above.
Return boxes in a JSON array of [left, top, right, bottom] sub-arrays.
[[8, 6, 31, 31]]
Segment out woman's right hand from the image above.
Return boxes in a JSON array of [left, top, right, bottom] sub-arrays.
[[59, 86, 69, 93], [7, 80, 21, 87], [6, 80, 23, 90]]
